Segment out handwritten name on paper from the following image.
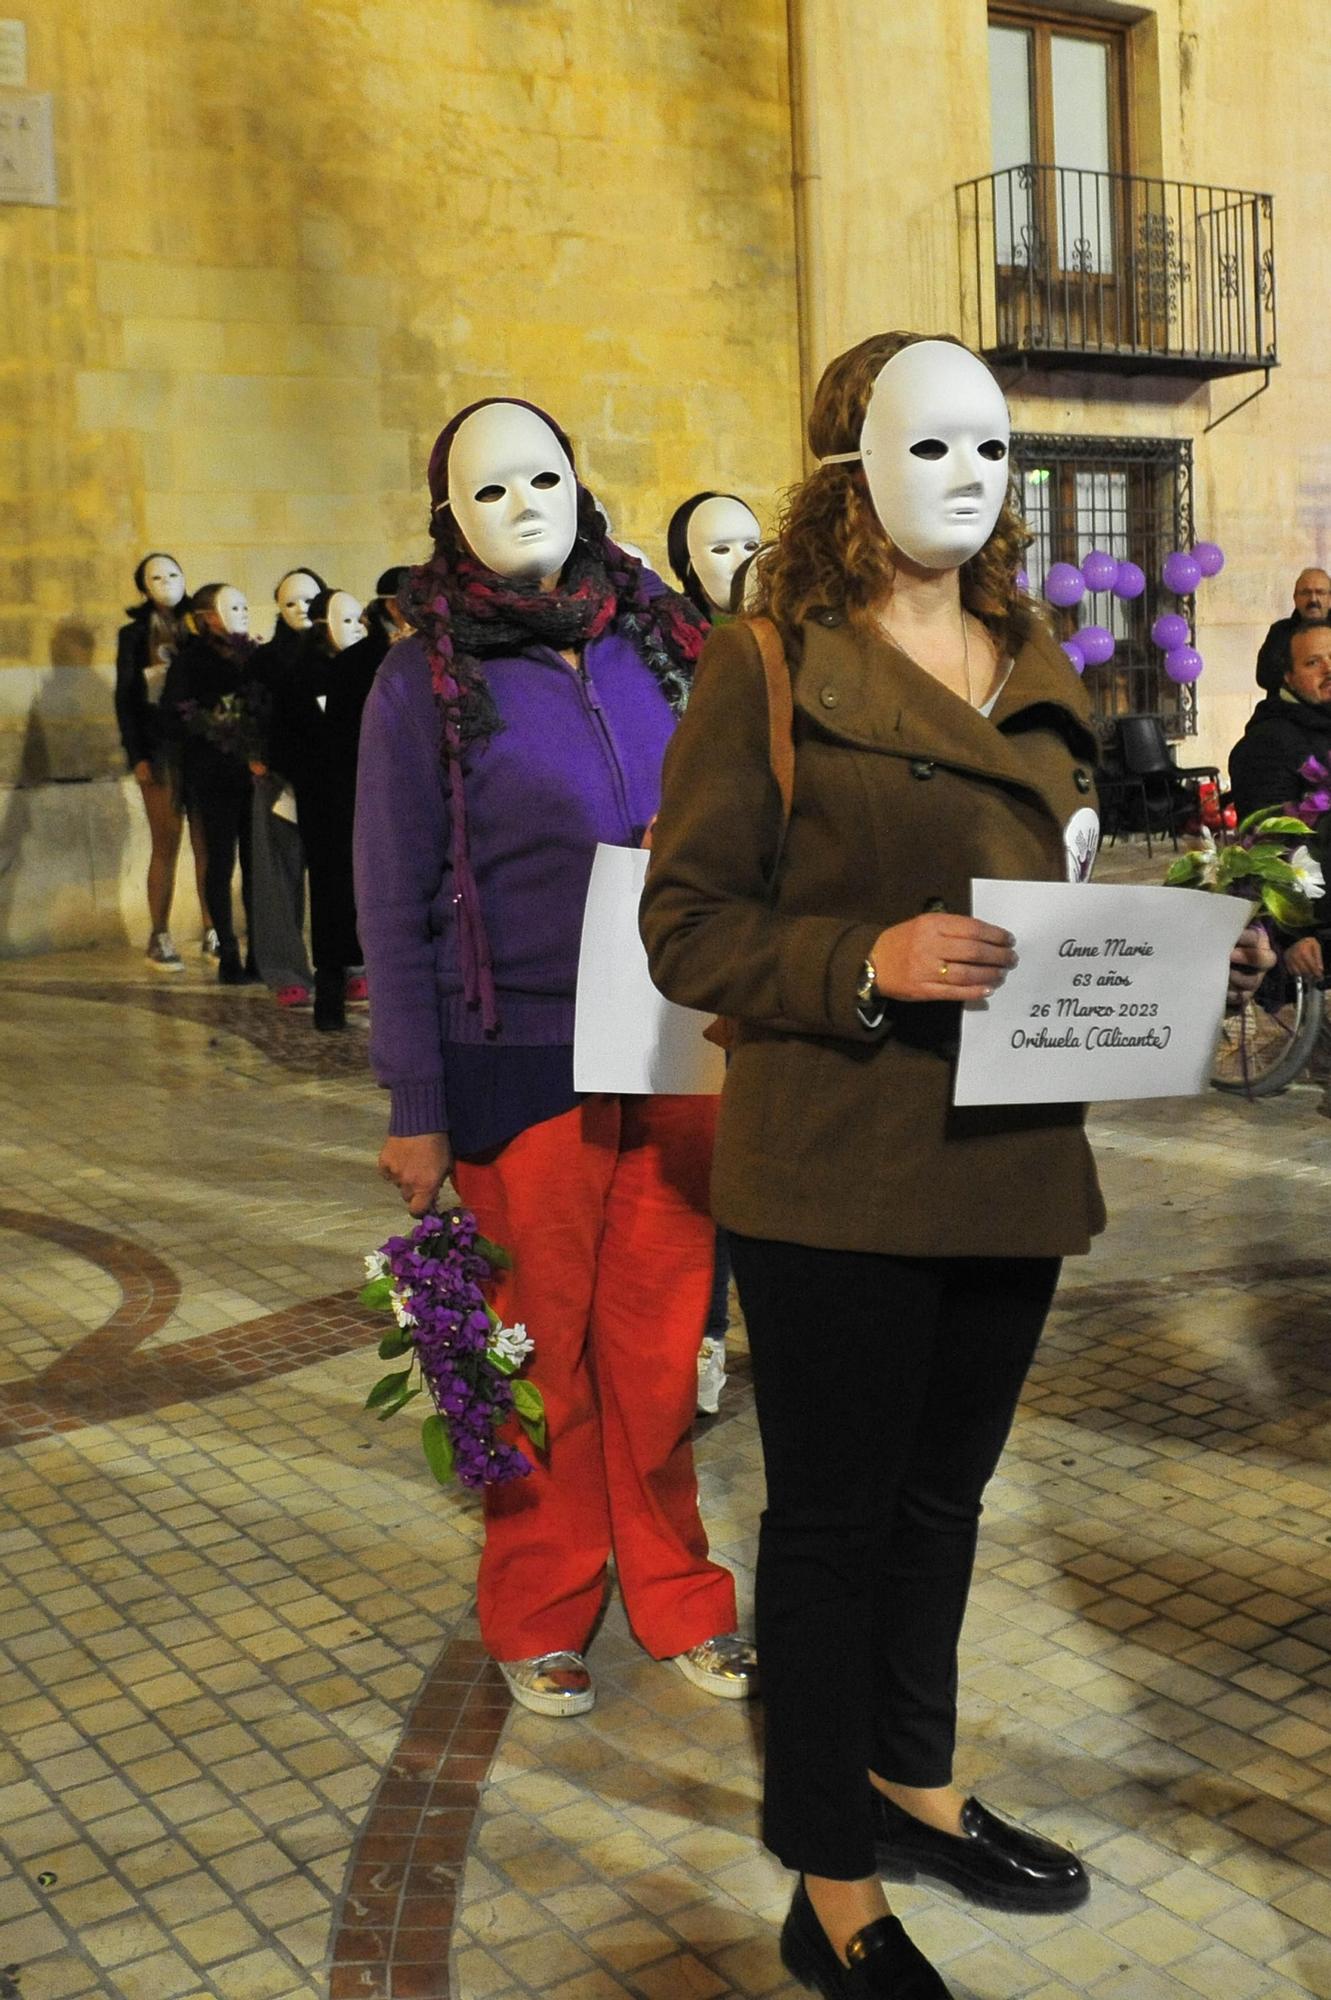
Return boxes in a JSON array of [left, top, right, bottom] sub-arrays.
[[953, 881, 1250, 1107]]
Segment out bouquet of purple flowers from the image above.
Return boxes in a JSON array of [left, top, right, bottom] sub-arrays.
[[360, 1208, 544, 1490]]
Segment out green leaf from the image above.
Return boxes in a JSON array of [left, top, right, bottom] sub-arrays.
[[377, 1382, 421, 1421], [511, 1378, 547, 1452], [1261, 885, 1315, 929], [359, 1276, 394, 1311], [487, 1346, 519, 1377], [1247, 815, 1314, 839], [1237, 804, 1294, 837], [474, 1233, 513, 1272], [365, 1367, 412, 1411], [377, 1326, 413, 1360], [421, 1413, 456, 1486], [485, 1302, 502, 1330], [1164, 855, 1206, 887]]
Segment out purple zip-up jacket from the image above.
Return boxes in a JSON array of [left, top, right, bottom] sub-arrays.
[[354, 619, 681, 1143]]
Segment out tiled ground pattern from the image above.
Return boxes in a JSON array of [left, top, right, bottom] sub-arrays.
[[2, 914, 1331, 2000]]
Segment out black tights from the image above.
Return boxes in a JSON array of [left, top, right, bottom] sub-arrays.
[[195, 779, 253, 958], [728, 1234, 1060, 1880]]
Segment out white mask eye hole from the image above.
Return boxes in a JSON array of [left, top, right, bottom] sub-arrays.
[[909, 439, 948, 460], [709, 543, 732, 556], [474, 484, 505, 503], [978, 439, 1009, 462], [744, 540, 759, 552], [531, 470, 561, 490]]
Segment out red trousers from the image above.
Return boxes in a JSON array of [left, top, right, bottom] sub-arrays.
[[453, 1093, 736, 1662]]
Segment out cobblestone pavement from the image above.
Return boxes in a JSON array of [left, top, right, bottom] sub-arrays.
[[2, 890, 1330, 2000]]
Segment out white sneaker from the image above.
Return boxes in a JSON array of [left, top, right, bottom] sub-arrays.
[[146, 931, 185, 972], [696, 1336, 726, 1416], [201, 927, 221, 957], [674, 1632, 758, 1699], [498, 1651, 594, 1717]]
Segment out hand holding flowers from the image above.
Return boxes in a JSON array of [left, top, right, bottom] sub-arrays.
[[360, 1208, 544, 1489]]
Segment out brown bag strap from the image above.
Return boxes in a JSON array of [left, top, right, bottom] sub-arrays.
[[747, 614, 795, 834]]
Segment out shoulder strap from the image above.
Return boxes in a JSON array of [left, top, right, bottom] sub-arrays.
[[748, 614, 795, 832]]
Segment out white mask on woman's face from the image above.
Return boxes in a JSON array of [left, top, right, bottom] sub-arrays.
[[855, 342, 1010, 571], [324, 591, 366, 652], [214, 587, 250, 636], [685, 496, 762, 613], [446, 403, 578, 584], [276, 572, 320, 631], [143, 558, 185, 610]]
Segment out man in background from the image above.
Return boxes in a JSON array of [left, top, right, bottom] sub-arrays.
[[1255, 567, 1331, 690]]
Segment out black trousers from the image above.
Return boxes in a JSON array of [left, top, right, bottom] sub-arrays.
[[195, 777, 254, 957], [728, 1233, 1061, 1880]]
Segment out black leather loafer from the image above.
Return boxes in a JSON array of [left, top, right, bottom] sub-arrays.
[[872, 1792, 1089, 1912], [780, 1877, 953, 1998]]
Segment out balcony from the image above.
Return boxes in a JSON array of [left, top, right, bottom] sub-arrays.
[[956, 165, 1277, 378]]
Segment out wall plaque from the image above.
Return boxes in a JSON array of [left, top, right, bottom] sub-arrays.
[[0, 21, 26, 89], [0, 91, 55, 205]]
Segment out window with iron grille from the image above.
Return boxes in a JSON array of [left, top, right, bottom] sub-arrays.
[[1010, 432, 1195, 736]]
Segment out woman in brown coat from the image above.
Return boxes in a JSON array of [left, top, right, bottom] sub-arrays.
[[641, 331, 1102, 2000]]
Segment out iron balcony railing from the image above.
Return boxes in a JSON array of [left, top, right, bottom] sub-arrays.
[[957, 164, 1277, 377]]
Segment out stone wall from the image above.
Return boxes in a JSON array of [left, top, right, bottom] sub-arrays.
[[2, 0, 800, 948]]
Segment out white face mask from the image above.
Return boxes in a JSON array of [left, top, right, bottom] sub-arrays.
[[446, 402, 578, 583], [840, 342, 1011, 572], [324, 591, 367, 652], [276, 572, 321, 631], [213, 587, 250, 636], [685, 497, 762, 613], [143, 558, 184, 610]]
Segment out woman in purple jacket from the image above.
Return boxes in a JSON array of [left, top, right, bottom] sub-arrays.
[[354, 397, 756, 1717]]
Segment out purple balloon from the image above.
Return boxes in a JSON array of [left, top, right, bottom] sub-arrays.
[[1164, 644, 1204, 684], [1112, 560, 1146, 601], [1080, 549, 1118, 592], [1014, 567, 1031, 594], [1061, 639, 1087, 675], [1152, 612, 1190, 651], [1045, 562, 1087, 609], [1193, 541, 1225, 578], [1079, 624, 1117, 667], [1162, 550, 1202, 595]]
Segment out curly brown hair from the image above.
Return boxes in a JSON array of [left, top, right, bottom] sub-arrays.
[[753, 330, 1032, 644]]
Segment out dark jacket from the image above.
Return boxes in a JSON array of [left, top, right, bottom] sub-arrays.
[[114, 604, 184, 769], [162, 630, 260, 803], [1256, 616, 1297, 692], [1228, 690, 1331, 822], [640, 613, 1107, 1260]]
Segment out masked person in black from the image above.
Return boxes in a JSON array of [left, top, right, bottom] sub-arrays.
[[162, 584, 263, 985]]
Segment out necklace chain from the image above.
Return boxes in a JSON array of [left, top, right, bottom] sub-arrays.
[[883, 605, 976, 707]]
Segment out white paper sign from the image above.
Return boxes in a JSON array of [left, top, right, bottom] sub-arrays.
[[0, 92, 56, 206], [574, 844, 726, 1096], [954, 879, 1251, 1106]]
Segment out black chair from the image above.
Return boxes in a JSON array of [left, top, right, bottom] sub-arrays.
[[1115, 715, 1222, 850], [1093, 756, 1154, 854]]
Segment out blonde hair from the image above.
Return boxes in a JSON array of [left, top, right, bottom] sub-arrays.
[[753, 330, 1032, 643]]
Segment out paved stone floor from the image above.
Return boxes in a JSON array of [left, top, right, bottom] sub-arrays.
[[3, 875, 1331, 2000]]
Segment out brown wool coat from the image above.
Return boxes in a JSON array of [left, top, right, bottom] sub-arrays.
[[640, 611, 1108, 1259]]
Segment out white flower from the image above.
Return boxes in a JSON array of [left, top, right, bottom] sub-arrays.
[[1287, 845, 1325, 898], [391, 1288, 418, 1329], [1182, 828, 1218, 886], [489, 1321, 534, 1367], [364, 1250, 389, 1280]]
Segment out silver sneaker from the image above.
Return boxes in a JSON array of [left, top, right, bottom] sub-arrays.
[[202, 927, 221, 957], [498, 1650, 594, 1717], [696, 1336, 727, 1416], [146, 930, 185, 972], [674, 1632, 758, 1699]]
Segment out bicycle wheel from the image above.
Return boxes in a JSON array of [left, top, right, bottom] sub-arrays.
[[1211, 973, 1325, 1096]]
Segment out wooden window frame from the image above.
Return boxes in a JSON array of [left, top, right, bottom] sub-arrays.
[[988, 4, 1133, 180]]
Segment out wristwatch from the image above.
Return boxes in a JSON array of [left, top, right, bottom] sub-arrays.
[[855, 955, 886, 1030]]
